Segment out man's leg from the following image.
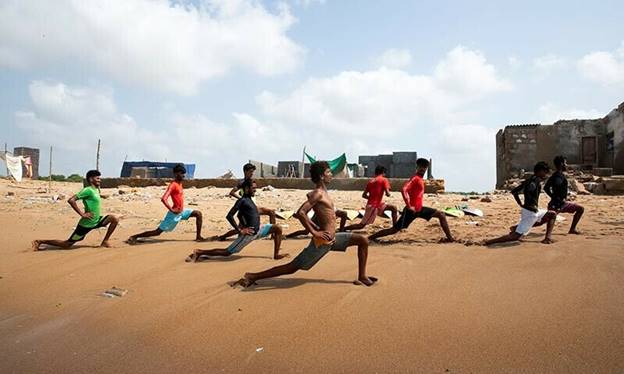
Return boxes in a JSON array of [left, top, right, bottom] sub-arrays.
[[187, 247, 232, 262], [269, 225, 287, 259], [236, 261, 301, 287], [541, 211, 557, 244], [100, 215, 119, 247], [258, 207, 276, 225], [32, 239, 74, 251], [348, 234, 377, 286], [286, 229, 309, 239], [336, 210, 348, 232], [127, 228, 163, 244], [432, 210, 454, 242], [190, 210, 205, 241], [568, 205, 584, 234], [342, 221, 367, 232], [484, 232, 522, 245], [368, 226, 399, 241], [387, 204, 399, 226]]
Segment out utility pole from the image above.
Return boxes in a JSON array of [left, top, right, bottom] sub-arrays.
[[300, 146, 306, 178], [48, 146, 52, 192], [4, 143, 7, 177], [96, 139, 101, 170]]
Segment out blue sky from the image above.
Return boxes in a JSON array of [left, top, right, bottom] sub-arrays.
[[1, 0, 623, 191]]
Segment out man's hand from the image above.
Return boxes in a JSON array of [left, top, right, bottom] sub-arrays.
[[408, 207, 417, 213], [240, 227, 254, 236], [82, 212, 94, 219], [312, 230, 334, 242]]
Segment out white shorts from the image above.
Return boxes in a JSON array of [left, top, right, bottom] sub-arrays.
[[515, 208, 547, 235]]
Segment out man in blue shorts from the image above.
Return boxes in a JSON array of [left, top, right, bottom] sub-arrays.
[[187, 179, 285, 261]]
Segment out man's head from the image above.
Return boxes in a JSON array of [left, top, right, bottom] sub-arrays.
[[533, 161, 550, 179], [173, 163, 186, 181], [415, 158, 430, 176], [310, 161, 331, 184], [85, 170, 101, 187], [243, 163, 256, 179], [553, 155, 567, 171], [240, 178, 257, 197], [374, 165, 386, 176]]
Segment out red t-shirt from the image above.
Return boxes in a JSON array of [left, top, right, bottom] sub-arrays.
[[403, 174, 424, 212], [167, 181, 184, 212], [365, 175, 390, 208]]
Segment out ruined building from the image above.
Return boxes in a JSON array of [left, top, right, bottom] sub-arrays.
[[496, 102, 624, 188]]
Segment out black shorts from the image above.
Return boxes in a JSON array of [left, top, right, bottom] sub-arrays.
[[68, 216, 109, 242], [393, 207, 437, 230]]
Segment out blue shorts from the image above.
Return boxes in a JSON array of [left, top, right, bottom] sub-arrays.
[[227, 224, 273, 254], [158, 209, 193, 232], [293, 232, 352, 271]]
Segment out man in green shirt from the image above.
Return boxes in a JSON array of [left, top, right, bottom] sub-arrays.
[[32, 170, 119, 250]]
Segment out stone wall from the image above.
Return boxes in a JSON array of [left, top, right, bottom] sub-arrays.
[[248, 160, 277, 178], [101, 177, 446, 193]]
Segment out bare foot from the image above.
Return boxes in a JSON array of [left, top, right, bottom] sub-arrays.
[[541, 238, 554, 244], [274, 253, 290, 260], [195, 236, 206, 242], [439, 237, 455, 243], [32, 240, 42, 251], [217, 235, 228, 242], [353, 276, 378, 287], [100, 241, 112, 248], [569, 229, 581, 235], [125, 236, 138, 245], [231, 273, 257, 288], [185, 250, 200, 263]]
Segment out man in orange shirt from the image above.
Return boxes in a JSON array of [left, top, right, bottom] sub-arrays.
[[341, 166, 398, 231], [368, 159, 454, 243], [127, 164, 204, 244]]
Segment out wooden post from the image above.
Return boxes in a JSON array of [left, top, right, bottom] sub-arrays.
[[300, 146, 306, 178], [4, 143, 7, 177], [48, 146, 52, 192], [96, 139, 101, 170]]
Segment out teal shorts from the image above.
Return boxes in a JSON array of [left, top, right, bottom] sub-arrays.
[[227, 224, 273, 254], [293, 232, 352, 270], [158, 209, 193, 232]]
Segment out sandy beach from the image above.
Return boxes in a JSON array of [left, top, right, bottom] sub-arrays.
[[1, 179, 623, 373]]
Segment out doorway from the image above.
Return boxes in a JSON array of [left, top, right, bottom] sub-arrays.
[[581, 136, 597, 165]]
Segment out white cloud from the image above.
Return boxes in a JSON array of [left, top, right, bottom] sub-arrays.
[[508, 56, 522, 71], [0, 0, 304, 95], [577, 42, 624, 86], [537, 103, 602, 124], [375, 48, 413, 69], [532, 54, 567, 73], [295, 0, 326, 7]]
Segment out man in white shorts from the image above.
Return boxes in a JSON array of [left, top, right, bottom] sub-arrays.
[[485, 161, 556, 245]]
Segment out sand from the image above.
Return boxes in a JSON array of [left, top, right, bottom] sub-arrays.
[[1, 179, 623, 373]]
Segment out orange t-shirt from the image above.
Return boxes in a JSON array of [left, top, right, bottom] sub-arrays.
[[365, 175, 390, 208], [167, 181, 184, 212]]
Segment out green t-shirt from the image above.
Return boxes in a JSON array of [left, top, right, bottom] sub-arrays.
[[76, 186, 101, 228]]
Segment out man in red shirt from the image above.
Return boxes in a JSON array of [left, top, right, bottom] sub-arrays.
[[341, 166, 398, 231], [368, 158, 454, 242], [127, 164, 204, 244]]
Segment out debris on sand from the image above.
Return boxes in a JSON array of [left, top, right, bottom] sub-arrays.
[[102, 286, 128, 298]]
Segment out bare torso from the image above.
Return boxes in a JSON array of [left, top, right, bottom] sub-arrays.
[[310, 188, 336, 237]]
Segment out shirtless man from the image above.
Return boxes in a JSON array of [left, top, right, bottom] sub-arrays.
[[233, 161, 377, 288], [32, 170, 119, 250]]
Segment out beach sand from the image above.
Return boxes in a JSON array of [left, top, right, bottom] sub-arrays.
[[1, 179, 623, 373]]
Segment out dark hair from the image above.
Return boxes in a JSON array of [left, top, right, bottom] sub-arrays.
[[534, 161, 550, 173], [553, 155, 566, 168], [243, 163, 256, 172], [85, 170, 101, 180], [416, 158, 430, 168], [310, 161, 330, 183], [374, 165, 386, 175], [173, 163, 186, 174], [240, 178, 255, 193]]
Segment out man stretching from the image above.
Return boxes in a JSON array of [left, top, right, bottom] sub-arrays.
[[127, 164, 204, 244], [233, 161, 377, 288], [544, 156, 584, 234], [484, 161, 556, 245], [32, 170, 119, 250], [341, 165, 398, 232], [187, 179, 285, 261], [368, 158, 454, 243]]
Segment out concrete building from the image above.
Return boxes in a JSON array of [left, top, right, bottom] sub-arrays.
[[13, 147, 40, 178], [277, 161, 304, 178], [358, 151, 421, 178], [496, 102, 624, 188], [248, 160, 277, 178]]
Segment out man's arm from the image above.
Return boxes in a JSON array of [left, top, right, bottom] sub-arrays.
[[160, 184, 177, 212], [544, 177, 554, 198], [401, 182, 412, 210], [228, 186, 241, 200], [296, 191, 331, 240], [511, 182, 525, 207], [226, 200, 242, 233], [68, 195, 92, 219], [384, 180, 391, 197]]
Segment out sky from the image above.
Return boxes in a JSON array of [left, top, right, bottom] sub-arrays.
[[1, 0, 623, 191]]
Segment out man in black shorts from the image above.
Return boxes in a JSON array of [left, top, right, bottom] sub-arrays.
[[368, 158, 454, 242]]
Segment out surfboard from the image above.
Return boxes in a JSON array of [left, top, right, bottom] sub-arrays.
[[462, 207, 484, 217], [443, 207, 465, 217]]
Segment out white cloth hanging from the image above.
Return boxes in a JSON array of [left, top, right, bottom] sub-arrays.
[[0, 152, 25, 182]]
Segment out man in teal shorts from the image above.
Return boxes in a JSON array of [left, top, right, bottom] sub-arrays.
[[32, 170, 119, 250], [127, 164, 204, 244]]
